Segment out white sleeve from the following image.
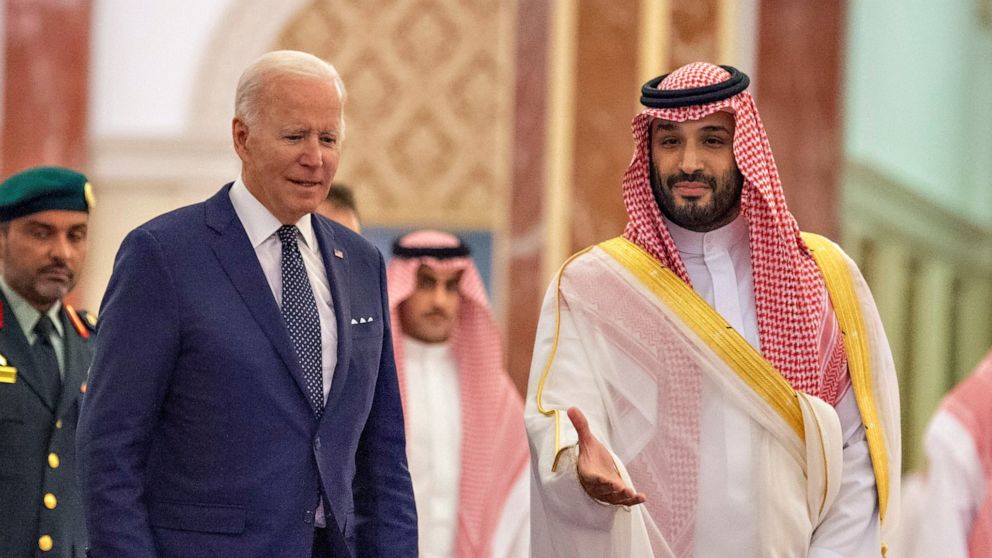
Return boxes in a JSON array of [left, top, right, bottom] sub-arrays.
[[524, 285, 619, 530], [808, 387, 881, 557], [911, 410, 984, 558], [491, 469, 530, 558]]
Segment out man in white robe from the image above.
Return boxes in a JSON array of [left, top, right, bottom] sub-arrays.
[[525, 62, 901, 557], [909, 349, 992, 557], [387, 230, 529, 558]]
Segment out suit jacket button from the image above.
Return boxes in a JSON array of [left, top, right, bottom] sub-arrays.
[[48, 453, 60, 469], [55, 419, 63, 429], [39, 535, 53, 551], [304, 510, 314, 525], [44, 493, 57, 509]]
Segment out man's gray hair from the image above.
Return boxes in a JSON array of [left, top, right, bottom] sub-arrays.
[[235, 50, 347, 136]]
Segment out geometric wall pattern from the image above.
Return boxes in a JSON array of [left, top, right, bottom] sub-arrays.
[[275, 0, 515, 230]]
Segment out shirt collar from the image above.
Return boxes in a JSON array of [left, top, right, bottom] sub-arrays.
[[663, 212, 749, 256], [0, 277, 64, 338], [403, 334, 454, 362], [229, 177, 318, 251]]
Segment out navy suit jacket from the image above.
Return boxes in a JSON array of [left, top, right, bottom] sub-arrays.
[[77, 185, 417, 557]]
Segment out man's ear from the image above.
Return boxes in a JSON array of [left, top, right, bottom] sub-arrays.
[[0, 227, 9, 262], [232, 118, 250, 158]]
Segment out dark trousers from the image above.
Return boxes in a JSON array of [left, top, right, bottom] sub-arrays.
[[312, 527, 332, 558]]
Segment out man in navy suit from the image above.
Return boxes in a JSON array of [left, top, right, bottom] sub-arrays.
[[77, 50, 417, 557]]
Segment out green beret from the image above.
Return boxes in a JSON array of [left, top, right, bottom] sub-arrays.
[[0, 166, 94, 222]]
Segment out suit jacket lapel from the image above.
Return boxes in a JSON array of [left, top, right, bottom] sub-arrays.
[[204, 186, 315, 405], [312, 215, 352, 416]]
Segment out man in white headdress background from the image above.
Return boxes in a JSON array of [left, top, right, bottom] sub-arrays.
[[526, 62, 901, 557], [387, 230, 529, 558]]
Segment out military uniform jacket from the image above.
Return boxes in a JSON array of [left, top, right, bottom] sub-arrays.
[[0, 290, 95, 558]]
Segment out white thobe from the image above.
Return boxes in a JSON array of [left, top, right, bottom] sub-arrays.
[[911, 410, 984, 558], [403, 336, 531, 558], [664, 215, 880, 557], [405, 337, 462, 558]]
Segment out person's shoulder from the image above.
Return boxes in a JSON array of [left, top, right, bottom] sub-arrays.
[[135, 185, 234, 237], [800, 231, 860, 270], [113, 197, 217, 268], [547, 243, 610, 287], [65, 305, 98, 337], [565, 238, 632, 272], [801, 231, 849, 255], [136, 201, 208, 237]]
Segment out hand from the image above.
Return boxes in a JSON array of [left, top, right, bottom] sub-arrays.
[[567, 406, 647, 506]]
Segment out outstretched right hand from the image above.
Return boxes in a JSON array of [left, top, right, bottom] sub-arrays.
[[567, 406, 647, 507]]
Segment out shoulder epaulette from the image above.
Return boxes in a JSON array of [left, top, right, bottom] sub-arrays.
[[65, 305, 96, 338]]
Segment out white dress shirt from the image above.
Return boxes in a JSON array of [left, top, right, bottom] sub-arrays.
[[228, 178, 337, 399], [404, 336, 462, 558], [665, 214, 880, 557]]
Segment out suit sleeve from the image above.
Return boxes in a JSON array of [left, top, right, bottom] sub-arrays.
[[351, 250, 418, 557], [77, 228, 182, 556]]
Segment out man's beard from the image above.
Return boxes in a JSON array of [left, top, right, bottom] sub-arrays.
[[650, 165, 744, 232], [31, 268, 76, 306]]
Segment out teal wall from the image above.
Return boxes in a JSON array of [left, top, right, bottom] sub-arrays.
[[843, 2, 992, 471], [845, 1, 992, 227]]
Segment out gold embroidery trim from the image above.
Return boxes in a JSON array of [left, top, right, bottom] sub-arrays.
[[0, 365, 15, 383], [535, 247, 593, 472], [802, 232, 890, 521], [598, 236, 805, 440]]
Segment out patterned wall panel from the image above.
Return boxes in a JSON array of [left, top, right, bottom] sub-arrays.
[[274, 0, 515, 231]]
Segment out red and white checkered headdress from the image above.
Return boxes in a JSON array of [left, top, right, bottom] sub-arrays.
[[624, 62, 845, 402], [387, 230, 528, 557]]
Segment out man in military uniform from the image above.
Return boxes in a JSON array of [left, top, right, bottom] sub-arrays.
[[0, 166, 95, 557]]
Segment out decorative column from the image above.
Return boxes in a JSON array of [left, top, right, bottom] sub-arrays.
[[507, 0, 552, 395], [2, 0, 92, 308], [756, 1, 846, 237], [2, 0, 91, 176]]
